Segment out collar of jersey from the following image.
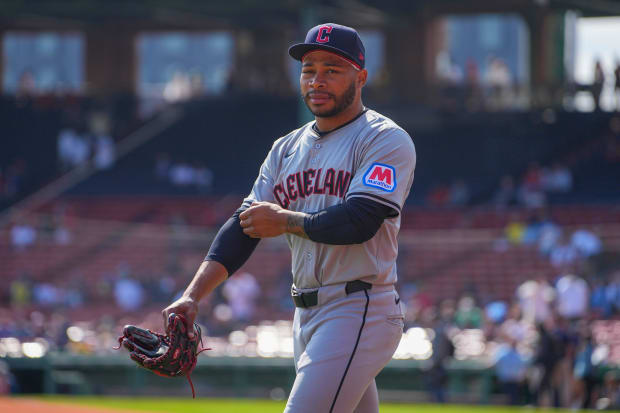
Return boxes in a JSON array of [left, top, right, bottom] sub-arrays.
[[310, 108, 368, 139]]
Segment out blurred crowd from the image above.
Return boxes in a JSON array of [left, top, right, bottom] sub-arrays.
[[426, 114, 620, 210], [1, 89, 139, 210], [493, 161, 573, 209], [2, 226, 620, 407], [2, 264, 620, 407], [154, 152, 214, 192], [435, 56, 620, 113], [6, 262, 182, 314], [426, 160, 573, 209], [401, 267, 620, 409], [0, 159, 29, 205], [501, 210, 602, 268], [56, 111, 116, 172], [435, 54, 527, 112]]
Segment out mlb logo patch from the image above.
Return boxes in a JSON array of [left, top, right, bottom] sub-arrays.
[[363, 163, 396, 192]]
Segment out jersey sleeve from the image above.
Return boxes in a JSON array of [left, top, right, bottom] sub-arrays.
[[345, 128, 416, 217], [241, 142, 279, 208]]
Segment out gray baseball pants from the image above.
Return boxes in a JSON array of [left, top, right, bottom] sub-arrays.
[[284, 283, 403, 413]]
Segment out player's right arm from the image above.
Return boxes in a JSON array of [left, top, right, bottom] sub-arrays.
[[162, 260, 227, 337], [162, 140, 281, 331]]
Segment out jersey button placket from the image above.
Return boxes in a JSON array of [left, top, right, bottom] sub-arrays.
[[311, 143, 321, 164], [304, 251, 316, 285]]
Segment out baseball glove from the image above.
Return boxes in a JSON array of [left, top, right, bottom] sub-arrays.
[[114, 313, 208, 398]]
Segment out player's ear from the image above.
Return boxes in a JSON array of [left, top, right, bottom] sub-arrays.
[[357, 69, 368, 88]]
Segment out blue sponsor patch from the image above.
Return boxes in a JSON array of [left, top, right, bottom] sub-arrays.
[[362, 163, 396, 192]]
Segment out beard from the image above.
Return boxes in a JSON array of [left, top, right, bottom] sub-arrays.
[[302, 81, 356, 118]]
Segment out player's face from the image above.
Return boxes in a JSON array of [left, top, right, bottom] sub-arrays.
[[300, 51, 365, 118]]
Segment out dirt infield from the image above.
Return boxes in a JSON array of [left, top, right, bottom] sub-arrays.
[[0, 397, 136, 413]]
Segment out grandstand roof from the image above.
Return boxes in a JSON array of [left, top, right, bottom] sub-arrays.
[[0, 0, 619, 29]]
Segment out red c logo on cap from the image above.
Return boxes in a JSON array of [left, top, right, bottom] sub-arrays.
[[316, 26, 333, 43]]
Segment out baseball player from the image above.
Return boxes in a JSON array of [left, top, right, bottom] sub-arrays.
[[163, 23, 416, 413]]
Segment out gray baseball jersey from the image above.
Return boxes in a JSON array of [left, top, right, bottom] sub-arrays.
[[243, 109, 416, 289]]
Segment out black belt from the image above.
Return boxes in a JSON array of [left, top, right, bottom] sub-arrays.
[[291, 280, 372, 308]]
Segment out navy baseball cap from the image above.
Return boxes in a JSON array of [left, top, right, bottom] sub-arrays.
[[289, 23, 365, 69]]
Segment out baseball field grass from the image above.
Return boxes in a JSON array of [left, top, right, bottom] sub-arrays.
[[4, 396, 603, 413]]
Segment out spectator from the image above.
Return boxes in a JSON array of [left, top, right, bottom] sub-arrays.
[[519, 162, 546, 208], [541, 163, 572, 193], [555, 273, 589, 320], [499, 303, 530, 344], [436, 51, 463, 84], [485, 56, 512, 110], [615, 60, 620, 111], [10, 276, 31, 308], [448, 179, 470, 206], [16, 70, 36, 100], [494, 175, 518, 208], [63, 278, 85, 309], [538, 221, 562, 256], [590, 278, 614, 318], [592, 60, 605, 111], [606, 270, 620, 315], [90, 111, 116, 170], [48, 203, 72, 246], [550, 316, 574, 407], [189, 72, 205, 98], [169, 161, 195, 186], [570, 229, 602, 258], [533, 321, 562, 407], [66, 131, 90, 169], [113, 268, 144, 311], [32, 282, 62, 307], [163, 71, 192, 103], [517, 277, 554, 324], [0, 360, 12, 394], [10, 220, 36, 251], [485, 300, 507, 324], [454, 295, 483, 328], [505, 213, 526, 244], [53, 217, 72, 246], [402, 283, 433, 327], [426, 183, 450, 207], [93, 135, 115, 170], [464, 58, 482, 111], [494, 339, 527, 405], [572, 329, 599, 409], [222, 271, 260, 323], [57, 124, 82, 172], [599, 370, 620, 409], [522, 210, 555, 245], [428, 301, 455, 403], [522, 162, 542, 189], [549, 233, 579, 269]]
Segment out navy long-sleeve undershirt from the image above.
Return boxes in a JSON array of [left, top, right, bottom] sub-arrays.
[[303, 197, 395, 244], [205, 197, 396, 276]]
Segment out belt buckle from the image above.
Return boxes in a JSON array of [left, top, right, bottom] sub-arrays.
[[291, 286, 317, 308], [291, 285, 304, 308]]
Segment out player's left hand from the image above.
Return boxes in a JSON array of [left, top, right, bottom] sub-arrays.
[[239, 201, 288, 238]]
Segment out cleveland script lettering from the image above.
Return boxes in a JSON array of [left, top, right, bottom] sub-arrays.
[[273, 168, 351, 209]]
